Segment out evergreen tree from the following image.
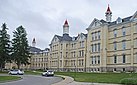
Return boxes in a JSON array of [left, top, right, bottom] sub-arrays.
[[12, 26, 30, 69], [0, 23, 11, 70]]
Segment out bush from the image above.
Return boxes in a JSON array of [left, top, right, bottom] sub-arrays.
[[120, 78, 137, 85]]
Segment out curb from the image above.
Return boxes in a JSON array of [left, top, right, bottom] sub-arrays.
[[52, 75, 74, 85]]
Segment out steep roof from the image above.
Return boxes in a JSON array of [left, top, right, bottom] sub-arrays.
[[29, 46, 42, 53], [109, 16, 132, 26]]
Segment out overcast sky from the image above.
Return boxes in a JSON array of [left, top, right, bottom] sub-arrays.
[[0, 0, 137, 49]]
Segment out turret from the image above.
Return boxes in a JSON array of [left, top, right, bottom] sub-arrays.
[[63, 20, 69, 35], [105, 4, 112, 22], [32, 38, 36, 47]]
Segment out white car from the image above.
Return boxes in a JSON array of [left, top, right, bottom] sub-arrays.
[[42, 70, 54, 76], [8, 69, 24, 75]]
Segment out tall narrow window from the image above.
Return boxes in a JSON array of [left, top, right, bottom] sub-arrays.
[[82, 41, 84, 47], [91, 44, 93, 52], [60, 52, 62, 58], [122, 40, 126, 50], [122, 27, 126, 36], [114, 42, 117, 50], [92, 33, 94, 40], [94, 56, 96, 64], [98, 31, 100, 39], [123, 54, 126, 63], [91, 56, 93, 64], [98, 43, 100, 52], [95, 44, 97, 52], [61, 44, 63, 50], [98, 56, 100, 64], [95, 32, 97, 40], [114, 55, 117, 64], [114, 29, 117, 38]]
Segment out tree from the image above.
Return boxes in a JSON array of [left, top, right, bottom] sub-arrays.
[[12, 26, 30, 69], [0, 23, 11, 70]]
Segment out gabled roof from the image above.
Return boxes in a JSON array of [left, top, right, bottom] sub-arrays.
[[51, 34, 72, 43], [130, 11, 137, 20], [86, 18, 107, 31], [109, 16, 132, 26], [62, 34, 72, 41], [29, 46, 42, 53]]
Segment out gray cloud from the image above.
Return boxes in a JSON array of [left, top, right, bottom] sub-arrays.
[[0, 0, 137, 49]]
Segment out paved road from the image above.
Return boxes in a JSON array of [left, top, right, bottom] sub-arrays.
[[0, 75, 62, 85]]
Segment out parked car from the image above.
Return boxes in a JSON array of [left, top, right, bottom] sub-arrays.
[[8, 69, 24, 75], [42, 70, 54, 76]]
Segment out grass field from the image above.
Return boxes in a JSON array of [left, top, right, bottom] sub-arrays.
[[24, 70, 42, 75], [0, 76, 21, 83], [55, 72, 137, 84]]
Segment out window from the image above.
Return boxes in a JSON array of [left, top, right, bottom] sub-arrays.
[[82, 50, 84, 57], [94, 56, 96, 64], [114, 55, 117, 63], [71, 44, 73, 48], [66, 52, 68, 57], [122, 27, 126, 36], [74, 51, 75, 57], [95, 32, 97, 40], [114, 42, 117, 50], [123, 68, 125, 72], [60, 52, 62, 58], [95, 44, 97, 52], [98, 56, 100, 64], [113, 68, 116, 72], [66, 44, 68, 48], [92, 33, 94, 40], [81, 41, 84, 47], [98, 43, 100, 52], [114, 29, 117, 38], [98, 31, 100, 39], [61, 44, 63, 50], [91, 44, 93, 52], [79, 51, 81, 57], [122, 40, 126, 50], [91, 56, 93, 64], [123, 54, 126, 63]]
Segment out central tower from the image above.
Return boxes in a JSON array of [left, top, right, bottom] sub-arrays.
[[63, 20, 69, 35]]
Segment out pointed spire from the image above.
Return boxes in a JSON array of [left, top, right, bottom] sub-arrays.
[[64, 19, 68, 25], [105, 4, 112, 14], [32, 38, 36, 43], [105, 4, 112, 22], [63, 19, 69, 35], [32, 38, 36, 47]]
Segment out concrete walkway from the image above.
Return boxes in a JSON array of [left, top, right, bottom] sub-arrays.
[[52, 75, 122, 85]]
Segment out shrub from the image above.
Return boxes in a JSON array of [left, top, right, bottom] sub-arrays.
[[120, 78, 137, 85]]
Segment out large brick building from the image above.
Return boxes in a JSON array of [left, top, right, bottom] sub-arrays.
[[48, 5, 137, 72], [7, 5, 137, 72]]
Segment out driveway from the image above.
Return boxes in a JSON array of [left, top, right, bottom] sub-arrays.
[[0, 75, 62, 85]]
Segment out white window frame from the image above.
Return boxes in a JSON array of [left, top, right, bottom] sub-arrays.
[[122, 27, 126, 36], [114, 29, 117, 38], [122, 40, 126, 50]]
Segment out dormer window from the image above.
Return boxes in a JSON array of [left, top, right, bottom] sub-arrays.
[[116, 17, 122, 24], [72, 37, 75, 41]]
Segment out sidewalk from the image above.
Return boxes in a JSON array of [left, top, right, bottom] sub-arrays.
[[52, 75, 121, 85]]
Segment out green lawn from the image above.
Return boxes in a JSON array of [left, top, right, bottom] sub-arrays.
[[25, 70, 42, 75], [55, 72, 137, 84], [0, 76, 21, 83]]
